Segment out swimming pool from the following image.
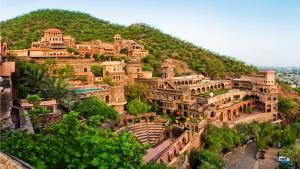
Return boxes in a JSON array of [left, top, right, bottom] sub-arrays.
[[74, 87, 104, 94]]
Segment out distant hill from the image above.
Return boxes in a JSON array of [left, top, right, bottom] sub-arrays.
[[0, 9, 257, 78]]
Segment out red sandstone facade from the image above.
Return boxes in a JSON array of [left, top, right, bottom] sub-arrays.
[[131, 59, 280, 166], [3, 28, 283, 168], [0, 37, 15, 130]]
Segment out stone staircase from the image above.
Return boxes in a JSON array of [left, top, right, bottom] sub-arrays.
[[122, 123, 165, 144]]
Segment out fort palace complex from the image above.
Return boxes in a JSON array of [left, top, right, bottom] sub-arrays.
[[0, 28, 281, 167]]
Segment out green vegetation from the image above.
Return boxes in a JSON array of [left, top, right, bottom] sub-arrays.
[[189, 149, 225, 169], [278, 145, 300, 169], [278, 96, 294, 117], [14, 61, 72, 101], [237, 122, 297, 150], [291, 122, 300, 135], [0, 112, 146, 169], [41, 77, 72, 101], [244, 106, 253, 113], [125, 83, 148, 102], [14, 61, 47, 97], [25, 94, 50, 118], [202, 125, 240, 153], [67, 47, 79, 55], [56, 64, 75, 78], [72, 96, 119, 121], [126, 99, 150, 115], [277, 80, 300, 95], [295, 87, 300, 94], [277, 80, 294, 92], [235, 122, 260, 144], [204, 123, 297, 152], [197, 89, 228, 98], [199, 123, 298, 169], [91, 64, 103, 77], [119, 48, 128, 55], [101, 76, 116, 86], [1, 9, 257, 78]]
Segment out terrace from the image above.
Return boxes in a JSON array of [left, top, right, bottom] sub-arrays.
[[196, 89, 228, 98]]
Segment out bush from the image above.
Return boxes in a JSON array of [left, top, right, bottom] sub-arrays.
[[72, 96, 119, 121], [202, 125, 240, 153], [0, 112, 146, 169], [126, 99, 150, 115], [91, 65, 103, 77], [189, 150, 224, 169]]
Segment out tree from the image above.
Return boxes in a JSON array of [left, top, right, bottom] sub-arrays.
[[202, 125, 239, 153], [43, 58, 56, 73], [67, 48, 79, 55], [56, 64, 75, 78], [258, 123, 276, 148], [280, 126, 296, 146], [126, 99, 150, 115], [235, 122, 260, 144], [2, 9, 257, 78], [0, 112, 146, 169], [41, 77, 72, 102], [189, 150, 224, 169], [25, 94, 50, 129], [279, 145, 300, 169], [202, 125, 224, 153], [102, 77, 115, 86], [278, 96, 294, 116], [142, 63, 153, 71], [72, 96, 119, 121], [91, 64, 103, 77], [26, 94, 41, 106], [244, 106, 252, 113], [222, 127, 240, 150], [291, 122, 300, 135], [126, 83, 148, 101], [149, 102, 162, 114], [119, 48, 128, 55], [22, 63, 47, 95]]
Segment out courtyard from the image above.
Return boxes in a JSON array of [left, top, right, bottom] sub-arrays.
[[224, 143, 279, 169]]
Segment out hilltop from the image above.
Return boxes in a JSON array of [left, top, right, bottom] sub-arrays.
[[0, 9, 257, 78]]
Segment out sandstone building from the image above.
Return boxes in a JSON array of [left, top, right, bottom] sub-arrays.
[[0, 38, 15, 130], [9, 28, 149, 62], [126, 59, 281, 165]]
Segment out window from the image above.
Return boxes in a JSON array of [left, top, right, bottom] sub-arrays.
[[84, 68, 87, 72]]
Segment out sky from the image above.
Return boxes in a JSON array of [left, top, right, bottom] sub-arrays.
[[1, 0, 300, 67]]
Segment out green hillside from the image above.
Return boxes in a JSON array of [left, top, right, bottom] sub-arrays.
[[0, 9, 257, 78]]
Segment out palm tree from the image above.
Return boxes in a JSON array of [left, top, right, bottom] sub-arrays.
[[41, 77, 72, 102], [22, 66, 47, 94]]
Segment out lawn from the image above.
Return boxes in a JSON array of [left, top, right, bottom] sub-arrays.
[[197, 89, 228, 98]]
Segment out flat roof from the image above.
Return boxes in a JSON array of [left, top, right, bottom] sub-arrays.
[[143, 138, 173, 162], [101, 61, 125, 66], [20, 99, 57, 108]]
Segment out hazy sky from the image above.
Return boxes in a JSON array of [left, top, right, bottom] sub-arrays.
[[1, 0, 300, 67]]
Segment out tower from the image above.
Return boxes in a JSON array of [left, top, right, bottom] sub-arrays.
[[113, 34, 122, 55], [161, 59, 175, 78], [1, 41, 8, 57], [261, 70, 276, 85]]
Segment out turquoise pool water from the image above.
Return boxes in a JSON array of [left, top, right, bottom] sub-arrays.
[[74, 87, 104, 94]]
